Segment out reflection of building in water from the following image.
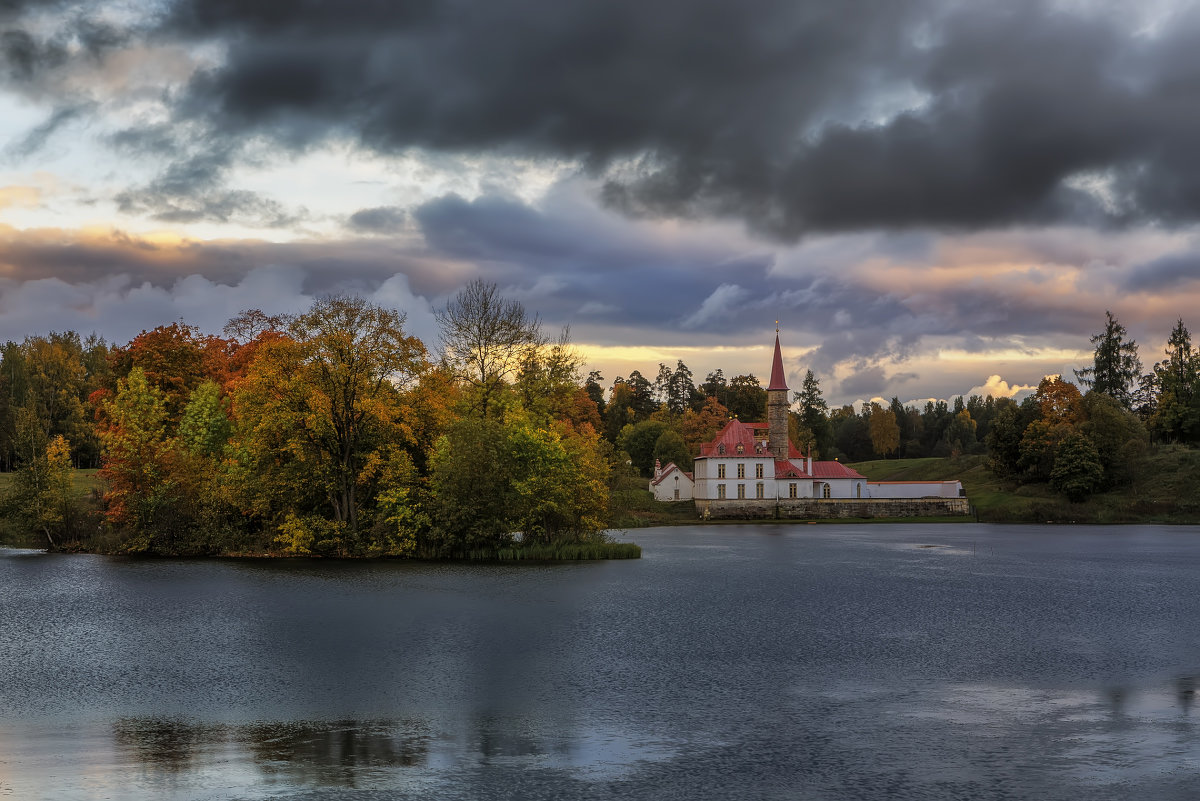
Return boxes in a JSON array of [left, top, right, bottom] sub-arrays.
[[684, 333, 968, 519]]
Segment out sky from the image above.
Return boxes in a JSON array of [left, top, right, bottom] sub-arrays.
[[2, 0, 1199, 407]]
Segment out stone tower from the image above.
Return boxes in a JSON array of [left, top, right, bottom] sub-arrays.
[[767, 332, 789, 459]]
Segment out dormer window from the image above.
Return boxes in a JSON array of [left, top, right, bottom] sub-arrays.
[[736, 442, 744, 454], [717, 444, 725, 455]]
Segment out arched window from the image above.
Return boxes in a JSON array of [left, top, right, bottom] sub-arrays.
[[856, 483, 862, 499], [822, 483, 831, 499]]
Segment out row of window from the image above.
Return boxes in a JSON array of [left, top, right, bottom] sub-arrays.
[[714, 483, 801, 499], [715, 463, 765, 479], [710, 483, 834, 499]]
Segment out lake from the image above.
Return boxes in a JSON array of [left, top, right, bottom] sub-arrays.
[[2, 524, 1199, 799]]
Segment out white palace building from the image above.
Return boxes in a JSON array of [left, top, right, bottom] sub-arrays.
[[652, 334, 965, 519]]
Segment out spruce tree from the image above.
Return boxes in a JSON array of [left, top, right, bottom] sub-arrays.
[[1074, 311, 1142, 410]]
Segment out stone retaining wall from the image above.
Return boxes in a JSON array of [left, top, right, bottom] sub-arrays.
[[695, 497, 970, 520]]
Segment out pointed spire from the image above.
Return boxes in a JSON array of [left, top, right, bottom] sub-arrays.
[[767, 332, 787, 391]]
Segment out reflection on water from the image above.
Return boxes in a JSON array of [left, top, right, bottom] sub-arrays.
[[3, 526, 1200, 800], [113, 718, 432, 785]]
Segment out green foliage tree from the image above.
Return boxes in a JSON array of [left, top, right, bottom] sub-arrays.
[[430, 413, 609, 554], [794, 370, 831, 457], [653, 428, 692, 471], [727, 374, 766, 422], [1075, 311, 1142, 410], [618, 419, 669, 477], [985, 398, 1025, 477], [944, 409, 978, 456], [1079, 390, 1147, 487], [4, 427, 78, 549], [1151, 318, 1200, 444], [699, 370, 729, 408], [1050, 432, 1104, 502]]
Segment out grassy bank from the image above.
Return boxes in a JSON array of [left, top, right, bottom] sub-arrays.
[[850, 446, 1200, 524], [0, 468, 105, 548]]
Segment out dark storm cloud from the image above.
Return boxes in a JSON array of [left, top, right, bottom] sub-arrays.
[[9, 0, 1200, 234], [839, 366, 889, 399], [1123, 251, 1200, 292], [120, 0, 1200, 234], [112, 143, 305, 227], [412, 191, 752, 326]]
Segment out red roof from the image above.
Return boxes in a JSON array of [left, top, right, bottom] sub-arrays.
[[651, 462, 694, 486], [774, 459, 807, 478], [767, 334, 787, 391], [697, 419, 771, 457], [809, 461, 866, 480]]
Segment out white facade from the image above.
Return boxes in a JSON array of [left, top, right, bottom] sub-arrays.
[[868, 481, 963, 499], [650, 462, 695, 501]]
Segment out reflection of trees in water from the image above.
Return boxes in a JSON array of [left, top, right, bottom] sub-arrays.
[[1178, 675, 1196, 713], [112, 718, 431, 786], [243, 720, 430, 786], [112, 718, 228, 771]]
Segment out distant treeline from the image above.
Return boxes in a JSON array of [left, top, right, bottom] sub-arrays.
[[1, 298, 1196, 553], [589, 311, 1199, 505]]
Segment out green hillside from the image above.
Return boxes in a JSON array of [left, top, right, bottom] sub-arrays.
[[851, 447, 1200, 524]]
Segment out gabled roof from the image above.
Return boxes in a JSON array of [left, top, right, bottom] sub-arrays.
[[767, 333, 788, 391], [809, 461, 867, 480], [697, 419, 772, 457], [774, 459, 808, 479], [651, 462, 694, 486]]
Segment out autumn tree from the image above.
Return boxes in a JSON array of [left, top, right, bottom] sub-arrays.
[[680, 395, 730, 454], [234, 296, 428, 547], [436, 279, 541, 419], [1075, 311, 1142, 410], [514, 328, 584, 424], [868, 403, 900, 458], [98, 367, 173, 549]]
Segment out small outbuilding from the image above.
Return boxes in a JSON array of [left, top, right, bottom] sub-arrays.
[[650, 460, 695, 501]]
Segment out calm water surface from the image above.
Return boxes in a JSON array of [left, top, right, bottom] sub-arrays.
[[2, 524, 1200, 799]]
